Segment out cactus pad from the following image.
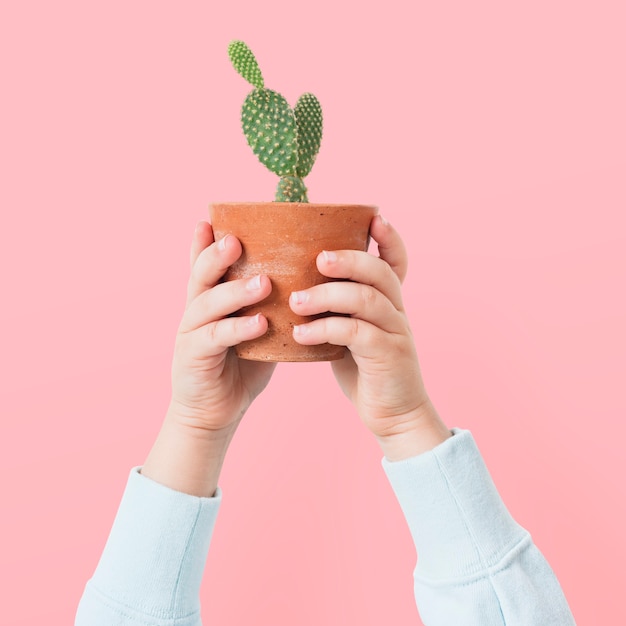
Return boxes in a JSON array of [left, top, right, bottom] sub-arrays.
[[228, 41, 323, 202], [294, 93, 323, 178], [242, 89, 298, 177], [276, 176, 308, 202], [228, 41, 264, 89]]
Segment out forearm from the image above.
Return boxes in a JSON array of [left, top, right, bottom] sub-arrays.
[[76, 404, 229, 625], [76, 463, 221, 625], [141, 402, 238, 497], [382, 430, 575, 625]]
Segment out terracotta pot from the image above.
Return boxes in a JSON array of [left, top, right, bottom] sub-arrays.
[[209, 202, 378, 362]]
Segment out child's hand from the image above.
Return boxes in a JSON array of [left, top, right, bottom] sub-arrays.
[[142, 222, 275, 497], [168, 221, 276, 433], [289, 215, 451, 460]]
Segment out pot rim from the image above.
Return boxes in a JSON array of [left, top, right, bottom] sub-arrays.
[[209, 201, 378, 210]]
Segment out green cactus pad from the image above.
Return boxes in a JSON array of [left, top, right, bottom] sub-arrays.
[[242, 89, 298, 177], [294, 93, 323, 178], [228, 41, 264, 89], [276, 176, 308, 202]]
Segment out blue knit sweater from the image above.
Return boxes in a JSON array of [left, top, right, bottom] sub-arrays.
[[76, 430, 575, 625]]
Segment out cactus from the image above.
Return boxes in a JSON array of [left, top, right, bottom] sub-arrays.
[[228, 40, 323, 203]]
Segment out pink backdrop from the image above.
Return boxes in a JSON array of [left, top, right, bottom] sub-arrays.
[[1, 1, 624, 624]]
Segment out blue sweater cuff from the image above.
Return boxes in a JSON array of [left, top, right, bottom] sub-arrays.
[[87, 467, 221, 620], [381, 429, 528, 583]]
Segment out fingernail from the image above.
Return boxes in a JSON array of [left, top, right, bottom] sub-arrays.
[[247, 313, 261, 326], [218, 235, 230, 251], [290, 290, 308, 305], [379, 214, 389, 226], [293, 324, 308, 336], [246, 275, 262, 290], [322, 250, 337, 263]]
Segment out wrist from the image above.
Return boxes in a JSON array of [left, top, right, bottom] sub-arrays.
[[375, 400, 452, 461], [167, 397, 244, 433], [141, 409, 239, 498], [166, 399, 240, 440]]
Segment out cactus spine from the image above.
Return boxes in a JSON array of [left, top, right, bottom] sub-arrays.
[[228, 41, 323, 202]]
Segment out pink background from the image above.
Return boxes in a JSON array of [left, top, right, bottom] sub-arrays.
[[1, 1, 624, 624]]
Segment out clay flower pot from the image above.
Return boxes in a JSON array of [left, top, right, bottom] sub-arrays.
[[209, 202, 378, 362]]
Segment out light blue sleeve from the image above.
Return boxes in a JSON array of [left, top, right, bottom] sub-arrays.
[[75, 467, 221, 626], [381, 429, 576, 625], [76, 430, 575, 625]]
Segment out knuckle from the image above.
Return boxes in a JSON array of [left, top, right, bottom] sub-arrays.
[[349, 317, 361, 341], [317, 316, 332, 340], [205, 320, 219, 345], [381, 258, 398, 284], [192, 246, 212, 276], [348, 250, 364, 276], [191, 242, 228, 283], [358, 284, 377, 308], [236, 315, 255, 338], [343, 249, 356, 266]]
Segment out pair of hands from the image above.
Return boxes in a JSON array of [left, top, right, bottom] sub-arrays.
[[167, 214, 450, 463]]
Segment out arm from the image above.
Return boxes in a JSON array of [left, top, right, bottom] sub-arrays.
[[382, 428, 575, 625], [290, 215, 576, 625], [76, 222, 276, 625]]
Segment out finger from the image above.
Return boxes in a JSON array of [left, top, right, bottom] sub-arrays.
[[292, 315, 394, 359], [182, 313, 270, 356], [315, 247, 404, 312], [190, 221, 214, 269], [186, 232, 243, 308], [369, 215, 408, 284], [289, 281, 407, 334], [207, 313, 269, 350], [181, 274, 272, 333]]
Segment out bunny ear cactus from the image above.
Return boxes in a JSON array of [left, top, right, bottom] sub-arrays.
[[228, 40, 323, 202]]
